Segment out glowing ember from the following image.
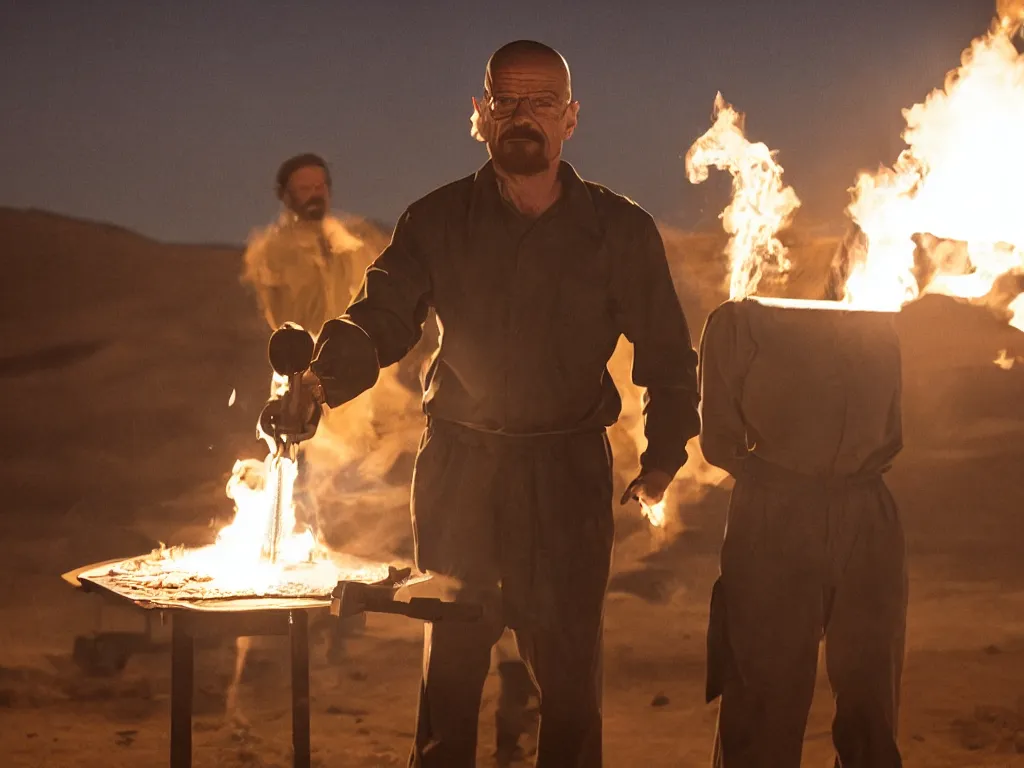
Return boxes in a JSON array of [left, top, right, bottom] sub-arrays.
[[685, 92, 801, 300], [839, 19, 1024, 311]]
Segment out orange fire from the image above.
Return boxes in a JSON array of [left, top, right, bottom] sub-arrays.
[[688, 9, 1024, 337], [129, 451, 334, 596], [998, 0, 1024, 33], [640, 496, 668, 528], [685, 92, 801, 300], [839, 19, 1024, 321], [119, 372, 350, 597]]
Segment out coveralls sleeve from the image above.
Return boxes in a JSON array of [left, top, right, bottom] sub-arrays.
[[241, 232, 291, 331], [617, 214, 701, 478], [310, 208, 432, 408], [698, 302, 749, 477]]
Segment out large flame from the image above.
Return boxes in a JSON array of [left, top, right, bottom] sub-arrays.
[[839, 21, 1024, 322], [687, 13, 1024, 336], [685, 93, 801, 299], [114, 371, 351, 597], [132, 449, 333, 595]]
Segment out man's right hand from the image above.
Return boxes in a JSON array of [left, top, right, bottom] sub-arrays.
[[620, 469, 673, 508], [258, 376, 322, 445]]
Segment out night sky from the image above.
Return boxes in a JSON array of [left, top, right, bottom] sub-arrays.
[[0, 0, 997, 245]]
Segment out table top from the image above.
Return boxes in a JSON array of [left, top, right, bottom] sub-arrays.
[[62, 555, 401, 614]]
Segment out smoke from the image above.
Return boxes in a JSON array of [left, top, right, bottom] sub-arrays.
[[605, 336, 728, 535], [240, 211, 741, 566], [238, 211, 424, 561], [300, 316, 728, 563], [300, 329, 730, 563], [300, 359, 429, 562]]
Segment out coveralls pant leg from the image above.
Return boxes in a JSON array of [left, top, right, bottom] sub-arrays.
[[824, 482, 906, 768], [709, 470, 907, 768], [407, 423, 614, 768], [407, 422, 506, 768], [710, 475, 824, 768], [411, 586, 506, 767], [508, 432, 613, 768]]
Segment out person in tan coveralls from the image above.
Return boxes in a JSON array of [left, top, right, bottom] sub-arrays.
[[699, 298, 907, 768], [242, 153, 380, 338], [240, 155, 390, 661]]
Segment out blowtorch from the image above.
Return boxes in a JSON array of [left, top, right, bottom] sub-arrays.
[[259, 322, 321, 564]]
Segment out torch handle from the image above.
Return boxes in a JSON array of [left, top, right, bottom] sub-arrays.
[[285, 371, 304, 419]]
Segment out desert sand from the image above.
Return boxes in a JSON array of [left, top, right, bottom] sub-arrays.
[[1, 206, 1022, 766]]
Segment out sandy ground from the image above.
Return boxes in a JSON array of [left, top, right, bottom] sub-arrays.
[[1, 207, 1023, 767]]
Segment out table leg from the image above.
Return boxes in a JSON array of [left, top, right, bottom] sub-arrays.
[[290, 610, 311, 768], [170, 616, 194, 768]]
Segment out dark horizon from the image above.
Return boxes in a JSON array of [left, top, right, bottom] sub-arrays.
[[0, 0, 997, 245]]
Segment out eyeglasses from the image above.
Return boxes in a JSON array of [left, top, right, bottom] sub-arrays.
[[488, 93, 569, 119]]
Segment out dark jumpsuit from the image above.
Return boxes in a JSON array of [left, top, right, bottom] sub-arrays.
[[311, 160, 700, 767]]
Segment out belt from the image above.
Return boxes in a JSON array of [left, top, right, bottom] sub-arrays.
[[426, 416, 605, 444], [740, 454, 884, 491]]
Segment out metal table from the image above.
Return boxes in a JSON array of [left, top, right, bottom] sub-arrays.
[[63, 559, 479, 768], [63, 560, 384, 768]]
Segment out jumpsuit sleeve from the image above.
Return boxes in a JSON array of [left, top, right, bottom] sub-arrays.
[[241, 230, 290, 331], [697, 302, 749, 477], [616, 214, 701, 478], [310, 208, 433, 408]]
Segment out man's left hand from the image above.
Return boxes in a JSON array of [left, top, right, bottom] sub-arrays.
[[620, 469, 674, 507]]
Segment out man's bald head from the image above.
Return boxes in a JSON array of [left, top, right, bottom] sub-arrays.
[[484, 40, 571, 101], [474, 40, 579, 176]]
